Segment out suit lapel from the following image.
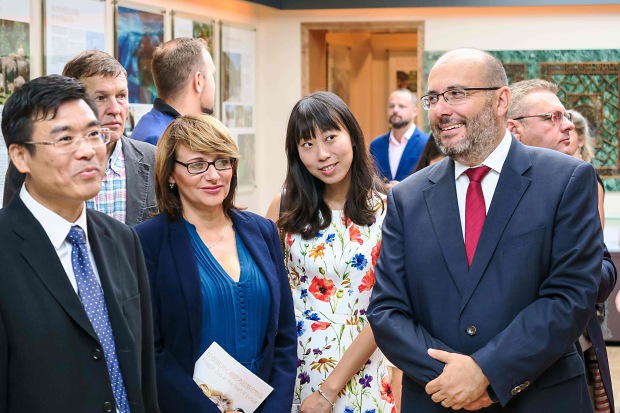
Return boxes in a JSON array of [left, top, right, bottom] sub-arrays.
[[459, 138, 532, 312], [424, 159, 469, 295], [123, 137, 150, 226], [395, 129, 420, 179], [169, 218, 204, 359], [377, 136, 392, 180], [87, 212, 141, 393], [9, 198, 98, 340]]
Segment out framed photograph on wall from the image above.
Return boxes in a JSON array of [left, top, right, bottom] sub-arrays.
[[43, 0, 105, 75], [115, 2, 164, 105], [387, 50, 418, 94], [0, 0, 30, 205], [221, 22, 256, 192]]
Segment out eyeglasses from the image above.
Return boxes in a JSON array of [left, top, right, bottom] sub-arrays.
[[512, 111, 573, 125], [175, 158, 235, 175], [421, 87, 501, 110], [23, 128, 111, 153]]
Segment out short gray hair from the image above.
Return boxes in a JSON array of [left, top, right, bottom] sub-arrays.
[[508, 79, 558, 119]]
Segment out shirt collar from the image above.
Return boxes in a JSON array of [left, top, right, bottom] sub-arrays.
[[19, 184, 89, 250], [154, 98, 182, 118], [389, 122, 417, 145], [454, 129, 512, 179]]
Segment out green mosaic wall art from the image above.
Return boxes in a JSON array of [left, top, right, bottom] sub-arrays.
[[424, 49, 620, 191]]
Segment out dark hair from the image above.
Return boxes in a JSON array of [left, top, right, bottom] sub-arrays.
[[278, 91, 384, 238], [155, 114, 240, 220], [151, 37, 209, 100], [2, 75, 98, 152], [414, 135, 444, 172], [62, 50, 127, 80]]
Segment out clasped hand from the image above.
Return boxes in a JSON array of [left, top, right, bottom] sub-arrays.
[[425, 349, 493, 411]]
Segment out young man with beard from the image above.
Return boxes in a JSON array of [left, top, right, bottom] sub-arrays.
[[370, 88, 429, 187], [130, 37, 216, 145], [368, 48, 603, 412], [507, 79, 616, 413]]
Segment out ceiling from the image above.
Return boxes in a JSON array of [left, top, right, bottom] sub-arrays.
[[244, 0, 616, 9]]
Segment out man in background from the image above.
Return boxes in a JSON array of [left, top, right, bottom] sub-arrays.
[[130, 37, 216, 145], [508, 78, 616, 413], [3, 50, 156, 227], [0, 74, 157, 412], [369, 88, 429, 186]]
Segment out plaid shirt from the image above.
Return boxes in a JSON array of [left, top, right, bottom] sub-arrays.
[[86, 139, 127, 223]]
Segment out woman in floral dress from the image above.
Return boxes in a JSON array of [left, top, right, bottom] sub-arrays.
[[267, 92, 395, 413]]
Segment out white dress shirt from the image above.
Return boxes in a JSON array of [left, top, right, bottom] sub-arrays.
[[454, 130, 512, 240], [20, 184, 102, 293]]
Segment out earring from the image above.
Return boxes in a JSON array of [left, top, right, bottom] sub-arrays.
[[169, 182, 175, 189]]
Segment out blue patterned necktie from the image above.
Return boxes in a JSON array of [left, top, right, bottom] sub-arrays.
[[66, 225, 131, 413]]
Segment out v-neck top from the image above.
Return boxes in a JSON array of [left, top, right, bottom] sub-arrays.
[[186, 221, 271, 374]]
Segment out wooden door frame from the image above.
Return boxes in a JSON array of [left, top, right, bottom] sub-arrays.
[[301, 21, 425, 96]]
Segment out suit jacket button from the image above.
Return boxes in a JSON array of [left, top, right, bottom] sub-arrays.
[[466, 326, 477, 336], [92, 348, 103, 360], [103, 401, 115, 412]]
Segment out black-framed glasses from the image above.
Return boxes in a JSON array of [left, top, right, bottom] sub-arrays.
[[23, 128, 111, 153], [512, 111, 573, 125], [175, 158, 235, 175], [421, 87, 501, 110]]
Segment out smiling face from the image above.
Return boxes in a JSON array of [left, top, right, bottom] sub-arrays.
[[427, 54, 507, 166], [80, 74, 129, 145], [169, 144, 233, 215], [10, 99, 106, 221], [297, 127, 354, 189], [509, 90, 574, 155]]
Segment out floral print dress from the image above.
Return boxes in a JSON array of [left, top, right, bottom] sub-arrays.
[[285, 200, 395, 413]]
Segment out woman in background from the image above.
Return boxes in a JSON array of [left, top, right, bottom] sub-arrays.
[[136, 114, 296, 413], [266, 91, 394, 413], [567, 109, 604, 228], [413, 134, 445, 173]]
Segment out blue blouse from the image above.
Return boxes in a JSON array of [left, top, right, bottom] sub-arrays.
[[186, 221, 271, 374]]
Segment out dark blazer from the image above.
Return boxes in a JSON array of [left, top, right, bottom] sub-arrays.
[[368, 137, 603, 412], [135, 210, 297, 413], [369, 127, 429, 182], [0, 196, 158, 413], [2, 136, 156, 227]]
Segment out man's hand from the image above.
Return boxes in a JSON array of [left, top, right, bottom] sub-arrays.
[[463, 391, 494, 411], [425, 349, 490, 410]]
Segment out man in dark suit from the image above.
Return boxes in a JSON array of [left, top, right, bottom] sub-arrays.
[[369, 88, 429, 187], [368, 48, 603, 412], [0, 75, 158, 412], [3, 50, 155, 227], [507, 78, 616, 413]]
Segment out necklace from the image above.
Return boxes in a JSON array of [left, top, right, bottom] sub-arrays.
[[207, 224, 229, 249]]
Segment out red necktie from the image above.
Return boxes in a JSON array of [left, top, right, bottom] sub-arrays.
[[464, 166, 491, 267]]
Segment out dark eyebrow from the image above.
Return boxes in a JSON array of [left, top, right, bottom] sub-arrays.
[[49, 120, 100, 135]]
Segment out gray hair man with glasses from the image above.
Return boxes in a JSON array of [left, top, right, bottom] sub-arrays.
[[368, 48, 603, 412], [0, 74, 158, 412], [507, 78, 616, 413], [3, 50, 156, 227], [506, 79, 575, 153]]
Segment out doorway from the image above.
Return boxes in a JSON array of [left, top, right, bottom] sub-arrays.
[[301, 21, 424, 143]]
